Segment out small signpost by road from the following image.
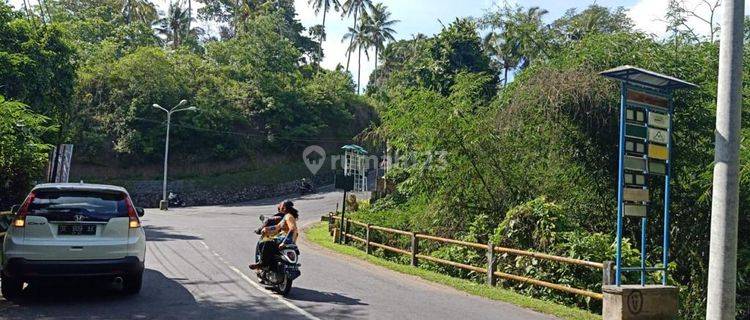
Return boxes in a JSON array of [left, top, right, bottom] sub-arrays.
[[600, 66, 696, 320], [334, 170, 355, 244]]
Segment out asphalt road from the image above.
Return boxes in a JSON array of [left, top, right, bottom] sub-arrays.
[[0, 191, 558, 320]]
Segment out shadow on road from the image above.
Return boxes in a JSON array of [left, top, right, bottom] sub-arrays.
[[145, 225, 203, 242], [0, 269, 307, 319], [287, 287, 368, 306]]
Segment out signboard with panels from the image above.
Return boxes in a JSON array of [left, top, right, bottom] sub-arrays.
[[625, 139, 647, 155], [648, 128, 669, 144], [624, 172, 646, 186], [648, 144, 669, 160], [620, 89, 673, 218], [601, 65, 695, 287], [624, 156, 647, 171], [625, 123, 648, 139], [648, 112, 670, 129], [624, 204, 647, 217]]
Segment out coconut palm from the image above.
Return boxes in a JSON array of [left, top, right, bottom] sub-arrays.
[[308, 0, 341, 60], [153, 1, 203, 49], [482, 31, 520, 85], [342, 20, 371, 94], [341, 0, 373, 72], [122, 0, 158, 25], [509, 6, 550, 68], [480, 5, 549, 83], [362, 3, 398, 71], [37, 0, 50, 23]]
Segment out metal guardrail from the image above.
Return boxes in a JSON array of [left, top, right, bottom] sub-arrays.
[[328, 214, 607, 300]]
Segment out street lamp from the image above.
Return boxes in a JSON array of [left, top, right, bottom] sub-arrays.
[[153, 100, 198, 210]]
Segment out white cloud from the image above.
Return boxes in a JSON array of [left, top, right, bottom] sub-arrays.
[[627, 0, 671, 36], [628, 0, 750, 38]]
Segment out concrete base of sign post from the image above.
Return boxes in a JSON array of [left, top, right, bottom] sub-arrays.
[[602, 285, 678, 320], [159, 200, 168, 211]]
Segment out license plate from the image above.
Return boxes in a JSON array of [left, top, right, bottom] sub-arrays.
[[58, 224, 97, 235]]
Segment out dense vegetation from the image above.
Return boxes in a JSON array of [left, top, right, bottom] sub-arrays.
[[0, 0, 380, 207], [355, 4, 749, 318], [1, 0, 748, 318]]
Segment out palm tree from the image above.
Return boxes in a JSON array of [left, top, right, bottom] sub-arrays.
[[308, 0, 341, 60], [187, 0, 192, 31], [481, 5, 549, 84], [153, 1, 203, 49], [37, 0, 49, 23], [122, 0, 158, 25], [482, 31, 519, 85], [341, 0, 373, 72], [362, 3, 398, 71], [511, 6, 550, 68], [343, 21, 371, 94]]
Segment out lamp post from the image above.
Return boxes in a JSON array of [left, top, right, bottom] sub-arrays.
[[153, 100, 198, 210]]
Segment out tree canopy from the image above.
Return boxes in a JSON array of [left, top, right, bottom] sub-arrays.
[[361, 4, 749, 318]]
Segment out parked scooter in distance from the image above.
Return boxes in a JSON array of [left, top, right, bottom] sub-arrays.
[[253, 215, 301, 295], [167, 192, 185, 207], [298, 179, 315, 195]]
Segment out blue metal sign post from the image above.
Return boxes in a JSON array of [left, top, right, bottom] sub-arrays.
[[600, 66, 695, 286]]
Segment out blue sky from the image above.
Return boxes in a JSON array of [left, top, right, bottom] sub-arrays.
[[295, 0, 644, 81], [290, 0, 723, 91], [7, 0, 744, 90]]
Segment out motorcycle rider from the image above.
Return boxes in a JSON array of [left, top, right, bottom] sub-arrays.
[[249, 200, 299, 270], [300, 178, 313, 193]]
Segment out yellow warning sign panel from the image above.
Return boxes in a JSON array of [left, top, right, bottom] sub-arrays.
[[648, 144, 669, 160]]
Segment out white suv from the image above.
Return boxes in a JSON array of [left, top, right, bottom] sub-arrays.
[[2, 183, 147, 300]]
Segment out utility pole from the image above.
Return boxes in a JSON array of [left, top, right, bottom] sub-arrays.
[[706, 0, 743, 318]]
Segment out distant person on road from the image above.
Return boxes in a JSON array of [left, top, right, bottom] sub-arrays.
[[250, 200, 299, 270]]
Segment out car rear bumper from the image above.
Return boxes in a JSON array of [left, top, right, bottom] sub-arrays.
[[3, 256, 143, 279]]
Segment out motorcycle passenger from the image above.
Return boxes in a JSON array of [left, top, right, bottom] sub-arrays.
[[254, 202, 287, 235], [250, 200, 299, 270]]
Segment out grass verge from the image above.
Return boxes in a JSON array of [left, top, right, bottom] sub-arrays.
[[304, 222, 600, 320]]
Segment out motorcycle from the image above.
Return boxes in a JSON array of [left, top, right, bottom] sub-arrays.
[[168, 192, 185, 207], [253, 215, 301, 295], [298, 180, 315, 195]]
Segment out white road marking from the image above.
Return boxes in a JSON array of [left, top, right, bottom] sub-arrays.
[[198, 240, 321, 320]]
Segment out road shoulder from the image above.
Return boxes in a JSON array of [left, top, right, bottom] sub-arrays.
[[301, 222, 599, 320]]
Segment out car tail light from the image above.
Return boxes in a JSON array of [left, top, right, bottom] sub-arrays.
[[125, 196, 140, 228], [13, 192, 35, 228]]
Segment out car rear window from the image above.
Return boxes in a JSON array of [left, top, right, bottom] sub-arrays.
[[27, 190, 129, 222]]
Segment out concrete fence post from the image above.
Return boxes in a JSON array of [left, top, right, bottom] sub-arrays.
[[365, 224, 371, 255], [603, 261, 616, 286], [487, 241, 496, 286], [333, 228, 340, 244], [411, 232, 419, 267]]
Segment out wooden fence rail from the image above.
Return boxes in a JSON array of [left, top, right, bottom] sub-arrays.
[[328, 214, 607, 300]]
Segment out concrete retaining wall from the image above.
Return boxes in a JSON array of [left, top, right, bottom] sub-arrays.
[[126, 174, 332, 208]]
